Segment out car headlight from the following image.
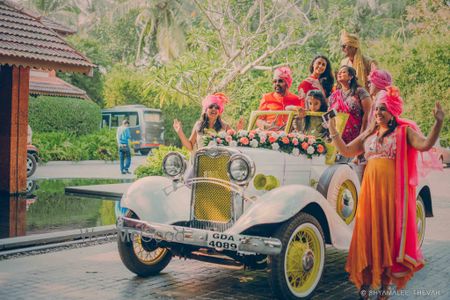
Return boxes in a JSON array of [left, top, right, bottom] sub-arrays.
[[227, 154, 255, 185], [162, 152, 186, 179]]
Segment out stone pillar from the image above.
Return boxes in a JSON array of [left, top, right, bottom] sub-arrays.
[[0, 65, 30, 194]]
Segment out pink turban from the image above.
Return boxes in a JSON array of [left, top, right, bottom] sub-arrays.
[[273, 67, 293, 88], [369, 69, 392, 90], [201, 92, 229, 114], [377, 86, 403, 117]]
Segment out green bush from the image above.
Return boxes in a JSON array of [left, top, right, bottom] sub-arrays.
[[33, 129, 118, 162], [29, 96, 101, 136], [135, 145, 190, 178]]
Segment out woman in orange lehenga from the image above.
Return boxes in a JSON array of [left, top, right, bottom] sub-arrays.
[[326, 86, 444, 299]]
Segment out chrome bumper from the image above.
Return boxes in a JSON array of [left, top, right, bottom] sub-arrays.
[[117, 216, 282, 256]]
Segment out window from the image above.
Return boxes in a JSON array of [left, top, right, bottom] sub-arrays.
[[101, 114, 110, 128], [144, 111, 161, 122], [110, 112, 139, 127]]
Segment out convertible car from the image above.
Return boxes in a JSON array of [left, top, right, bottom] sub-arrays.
[[116, 111, 433, 299]]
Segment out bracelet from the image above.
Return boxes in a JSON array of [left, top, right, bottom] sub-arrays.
[[329, 132, 339, 138]]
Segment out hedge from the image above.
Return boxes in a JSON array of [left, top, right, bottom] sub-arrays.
[[33, 129, 118, 162], [29, 96, 101, 136]]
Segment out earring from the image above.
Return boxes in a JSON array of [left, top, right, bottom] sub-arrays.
[[348, 80, 352, 85], [388, 118, 394, 127]]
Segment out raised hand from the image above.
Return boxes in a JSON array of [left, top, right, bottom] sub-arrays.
[[173, 119, 182, 133], [297, 107, 306, 118], [433, 102, 444, 123], [236, 116, 245, 131]]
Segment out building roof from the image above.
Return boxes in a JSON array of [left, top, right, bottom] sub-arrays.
[[39, 16, 77, 36], [0, 0, 94, 75], [29, 69, 88, 99]]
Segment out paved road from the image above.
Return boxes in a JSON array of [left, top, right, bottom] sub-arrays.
[[0, 164, 449, 299], [33, 155, 147, 180]]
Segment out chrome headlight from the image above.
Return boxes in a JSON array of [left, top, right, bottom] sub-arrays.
[[227, 154, 255, 185], [162, 152, 186, 179]]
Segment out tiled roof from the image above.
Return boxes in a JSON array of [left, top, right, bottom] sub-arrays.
[[40, 16, 76, 36], [0, 0, 94, 75], [29, 69, 88, 99]]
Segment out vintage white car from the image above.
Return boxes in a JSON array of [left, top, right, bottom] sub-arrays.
[[116, 111, 433, 299]]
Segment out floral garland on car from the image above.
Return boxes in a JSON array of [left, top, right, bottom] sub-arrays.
[[202, 129, 327, 159]]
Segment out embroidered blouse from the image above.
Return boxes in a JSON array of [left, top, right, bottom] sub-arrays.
[[364, 129, 397, 161]]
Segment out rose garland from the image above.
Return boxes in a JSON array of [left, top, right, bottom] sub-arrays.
[[203, 129, 327, 158]]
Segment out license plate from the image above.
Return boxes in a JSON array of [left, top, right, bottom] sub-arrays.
[[208, 232, 240, 251]]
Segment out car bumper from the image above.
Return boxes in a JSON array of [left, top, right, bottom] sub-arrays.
[[117, 216, 282, 256]]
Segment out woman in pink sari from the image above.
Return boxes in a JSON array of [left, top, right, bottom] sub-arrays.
[[329, 66, 372, 143], [326, 86, 444, 299], [297, 55, 334, 108]]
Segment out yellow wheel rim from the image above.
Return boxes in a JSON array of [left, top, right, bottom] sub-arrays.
[[416, 197, 425, 246], [132, 235, 168, 265], [284, 224, 324, 296], [336, 180, 357, 224]]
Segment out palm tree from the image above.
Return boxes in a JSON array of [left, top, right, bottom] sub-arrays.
[[112, 0, 195, 66]]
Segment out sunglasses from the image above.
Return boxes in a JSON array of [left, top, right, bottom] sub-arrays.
[[272, 79, 285, 84], [341, 44, 350, 49], [208, 104, 220, 110]]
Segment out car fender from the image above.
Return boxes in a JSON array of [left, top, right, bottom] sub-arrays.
[[227, 184, 352, 250], [120, 176, 191, 224]]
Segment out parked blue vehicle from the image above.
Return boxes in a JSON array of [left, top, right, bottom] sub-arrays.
[[101, 105, 164, 155]]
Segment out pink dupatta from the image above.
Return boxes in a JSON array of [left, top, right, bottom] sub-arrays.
[[391, 122, 424, 285]]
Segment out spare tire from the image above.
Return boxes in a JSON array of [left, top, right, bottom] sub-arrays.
[[317, 164, 360, 225]]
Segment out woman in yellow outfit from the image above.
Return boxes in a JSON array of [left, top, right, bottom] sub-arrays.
[[327, 86, 444, 299]]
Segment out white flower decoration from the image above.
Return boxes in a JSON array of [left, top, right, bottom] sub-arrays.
[[229, 141, 238, 147], [250, 139, 259, 148], [292, 148, 300, 156], [307, 146, 315, 154], [218, 131, 227, 138], [238, 130, 248, 137], [271, 143, 280, 151], [208, 141, 217, 147]]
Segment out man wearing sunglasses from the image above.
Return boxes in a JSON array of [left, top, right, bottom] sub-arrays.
[[256, 66, 302, 129], [340, 31, 377, 90]]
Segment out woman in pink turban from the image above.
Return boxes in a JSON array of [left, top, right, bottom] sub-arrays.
[[326, 86, 444, 299], [173, 93, 232, 151], [368, 69, 393, 124]]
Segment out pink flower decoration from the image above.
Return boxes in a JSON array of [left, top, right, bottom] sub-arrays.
[[292, 138, 299, 146], [301, 142, 309, 150], [225, 135, 232, 143], [317, 144, 325, 153], [249, 133, 255, 139], [227, 129, 235, 135], [288, 133, 295, 138], [240, 137, 249, 145], [260, 136, 267, 143], [281, 137, 289, 144], [216, 138, 222, 144], [269, 136, 277, 143]]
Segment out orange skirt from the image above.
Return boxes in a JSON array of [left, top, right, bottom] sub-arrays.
[[345, 158, 396, 289]]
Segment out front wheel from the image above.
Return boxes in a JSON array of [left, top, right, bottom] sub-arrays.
[[27, 153, 37, 177], [118, 212, 172, 277], [270, 212, 325, 299]]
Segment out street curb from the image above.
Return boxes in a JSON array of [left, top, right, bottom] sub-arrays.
[[41, 160, 119, 166], [0, 225, 116, 251]]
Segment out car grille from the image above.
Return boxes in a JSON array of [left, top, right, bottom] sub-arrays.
[[191, 151, 233, 229]]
